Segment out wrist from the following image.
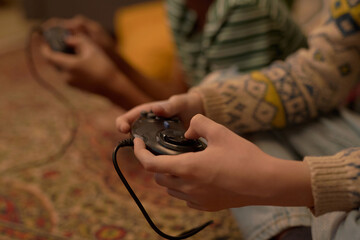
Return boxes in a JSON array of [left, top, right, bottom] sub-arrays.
[[102, 71, 123, 90], [264, 157, 314, 207], [102, 71, 152, 108], [187, 91, 205, 116], [189, 86, 228, 126]]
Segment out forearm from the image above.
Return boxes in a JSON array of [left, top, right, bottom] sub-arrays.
[[260, 148, 360, 216], [246, 155, 314, 208], [266, 158, 313, 207], [191, 7, 360, 134], [106, 50, 188, 100], [101, 72, 153, 109]]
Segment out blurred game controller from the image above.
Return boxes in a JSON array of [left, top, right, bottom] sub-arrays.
[[43, 26, 75, 54], [131, 111, 206, 155]]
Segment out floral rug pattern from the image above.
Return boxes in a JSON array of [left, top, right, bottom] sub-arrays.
[[0, 49, 242, 240]]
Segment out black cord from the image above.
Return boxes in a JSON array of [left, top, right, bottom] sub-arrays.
[[26, 25, 212, 238], [4, 26, 79, 173], [112, 139, 213, 240], [27, 26, 78, 126]]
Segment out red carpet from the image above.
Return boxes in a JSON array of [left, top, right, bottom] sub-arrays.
[[0, 48, 242, 240]]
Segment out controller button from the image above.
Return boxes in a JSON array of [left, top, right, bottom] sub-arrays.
[[163, 121, 170, 129], [147, 112, 156, 119], [166, 117, 180, 122], [140, 111, 147, 117]]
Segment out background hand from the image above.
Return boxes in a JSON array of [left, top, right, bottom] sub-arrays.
[[42, 15, 115, 52], [41, 34, 119, 94]]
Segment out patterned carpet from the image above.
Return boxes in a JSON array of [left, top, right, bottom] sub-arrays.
[[0, 47, 243, 239]]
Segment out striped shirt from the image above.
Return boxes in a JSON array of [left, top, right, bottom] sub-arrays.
[[165, 0, 307, 86]]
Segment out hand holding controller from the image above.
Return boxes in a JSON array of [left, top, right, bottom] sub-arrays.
[[43, 27, 75, 54], [112, 112, 211, 240], [131, 111, 206, 155]]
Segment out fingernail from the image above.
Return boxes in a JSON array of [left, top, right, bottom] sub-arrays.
[[134, 136, 145, 142]]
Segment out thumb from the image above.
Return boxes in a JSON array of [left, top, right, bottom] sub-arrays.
[[64, 33, 89, 48], [184, 114, 220, 142], [133, 138, 187, 175], [41, 44, 77, 70]]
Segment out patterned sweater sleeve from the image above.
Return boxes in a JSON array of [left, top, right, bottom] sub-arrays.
[[191, 0, 360, 135], [304, 148, 360, 216], [190, 0, 360, 215]]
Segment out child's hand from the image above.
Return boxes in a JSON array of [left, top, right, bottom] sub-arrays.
[[41, 34, 119, 94], [133, 114, 313, 211], [43, 15, 115, 52], [115, 92, 205, 133]]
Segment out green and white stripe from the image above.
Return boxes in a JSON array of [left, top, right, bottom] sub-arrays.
[[165, 0, 306, 86]]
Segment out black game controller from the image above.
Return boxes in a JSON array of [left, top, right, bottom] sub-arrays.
[[113, 112, 212, 239], [43, 27, 75, 54], [131, 111, 206, 155]]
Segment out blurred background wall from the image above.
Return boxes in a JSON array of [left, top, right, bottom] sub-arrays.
[[21, 0, 152, 31], [0, 0, 154, 54]]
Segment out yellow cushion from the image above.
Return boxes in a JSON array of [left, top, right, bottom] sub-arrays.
[[114, 0, 175, 83]]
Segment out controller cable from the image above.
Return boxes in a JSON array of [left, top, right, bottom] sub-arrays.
[[113, 138, 213, 240], [7, 25, 79, 173]]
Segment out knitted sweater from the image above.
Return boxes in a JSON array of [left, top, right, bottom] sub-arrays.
[[192, 0, 360, 216]]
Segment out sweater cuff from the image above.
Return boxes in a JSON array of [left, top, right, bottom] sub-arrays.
[[304, 151, 360, 216], [190, 86, 229, 126]]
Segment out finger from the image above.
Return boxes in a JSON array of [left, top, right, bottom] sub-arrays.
[[81, 17, 102, 36], [133, 138, 161, 172], [64, 34, 91, 48], [186, 202, 209, 211], [115, 102, 163, 133], [40, 44, 77, 70], [115, 108, 146, 133], [63, 35, 79, 46], [42, 18, 64, 30], [74, 15, 98, 29], [151, 94, 187, 117], [167, 188, 191, 202], [155, 174, 199, 197], [134, 138, 192, 175], [154, 173, 180, 189], [63, 15, 88, 32], [184, 114, 221, 141], [65, 15, 100, 37]]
